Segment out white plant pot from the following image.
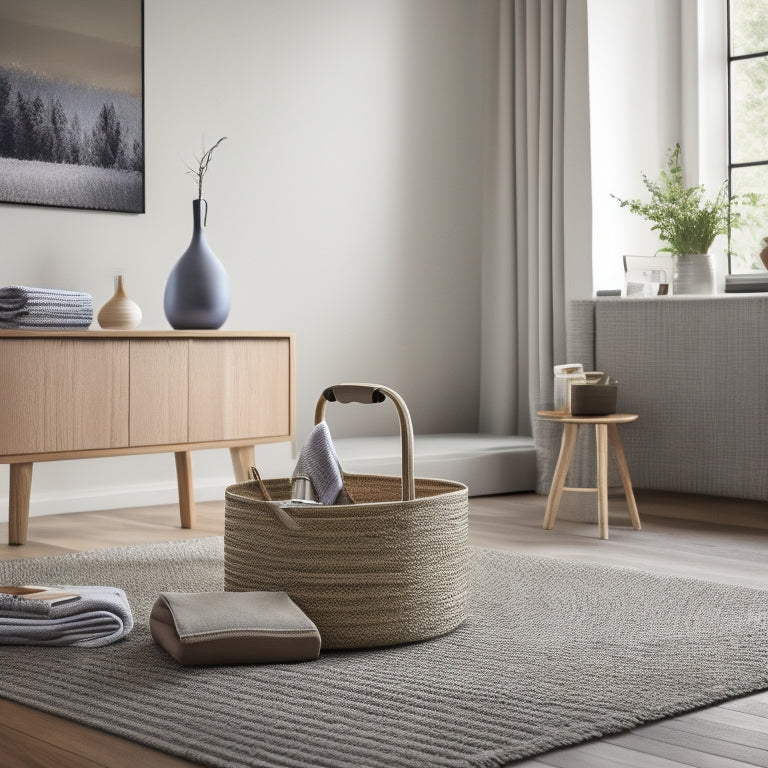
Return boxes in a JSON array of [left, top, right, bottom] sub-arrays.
[[673, 253, 715, 295]]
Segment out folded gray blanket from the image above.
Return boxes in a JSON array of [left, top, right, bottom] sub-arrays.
[[0, 585, 134, 647], [0, 285, 93, 329]]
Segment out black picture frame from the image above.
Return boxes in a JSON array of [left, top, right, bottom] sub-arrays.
[[0, 0, 144, 214]]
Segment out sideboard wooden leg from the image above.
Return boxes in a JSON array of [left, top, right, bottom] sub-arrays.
[[229, 445, 256, 483], [9, 462, 33, 545], [174, 451, 195, 529]]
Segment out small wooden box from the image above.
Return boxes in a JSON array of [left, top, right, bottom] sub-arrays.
[[570, 383, 617, 416]]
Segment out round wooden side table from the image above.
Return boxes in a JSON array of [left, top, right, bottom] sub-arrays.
[[537, 410, 641, 540]]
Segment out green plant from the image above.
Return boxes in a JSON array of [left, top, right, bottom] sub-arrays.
[[186, 136, 227, 200], [612, 143, 758, 256]]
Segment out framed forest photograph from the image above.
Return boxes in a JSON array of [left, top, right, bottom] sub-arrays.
[[0, 0, 144, 213]]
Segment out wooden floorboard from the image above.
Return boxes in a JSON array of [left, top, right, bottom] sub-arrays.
[[615, 723, 768, 767], [0, 721, 104, 768], [0, 699, 198, 768], [532, 741, 696, 767], [1, 489, 767, 767], [633, 712, 768, 751], [725, 698, 768, 718], [683, 707, 768, 735]]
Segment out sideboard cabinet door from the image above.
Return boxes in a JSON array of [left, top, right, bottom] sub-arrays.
[[0, 339, 129, 455], [129, 340, 189, 447], [188, 338, 292, 443]]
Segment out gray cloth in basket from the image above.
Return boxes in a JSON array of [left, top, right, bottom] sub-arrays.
[[0, 586, 133, 647], [292, 421, 347, 504]]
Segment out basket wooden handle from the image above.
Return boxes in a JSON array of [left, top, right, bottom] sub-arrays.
[[315, 384, 416, 502]]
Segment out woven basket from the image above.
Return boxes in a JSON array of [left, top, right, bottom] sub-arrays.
[[224, 384, 469, 650]]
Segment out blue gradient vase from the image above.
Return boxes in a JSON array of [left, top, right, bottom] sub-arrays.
[[164, 199, 231, 330]]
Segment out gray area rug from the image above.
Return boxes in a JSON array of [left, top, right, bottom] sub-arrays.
[[1, 538, 767, 767]]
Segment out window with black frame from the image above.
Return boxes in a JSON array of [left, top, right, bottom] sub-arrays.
[[728, 0, 768, 273]]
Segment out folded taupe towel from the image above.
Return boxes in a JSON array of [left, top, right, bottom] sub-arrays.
[[0, 585, 134, 647], [150, 591, 321, 665]]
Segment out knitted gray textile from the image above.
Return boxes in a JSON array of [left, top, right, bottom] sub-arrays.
[[0, 539, 766, 767], [0, 285, 93, 329], [291, 420, 346, 504], [0, 585, 133, 647]]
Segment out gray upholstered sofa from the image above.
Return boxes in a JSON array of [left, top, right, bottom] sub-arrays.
[[536, 294, 768, 506]]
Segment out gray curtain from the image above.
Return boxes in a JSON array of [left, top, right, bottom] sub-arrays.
[[479, 0, 590, 492]]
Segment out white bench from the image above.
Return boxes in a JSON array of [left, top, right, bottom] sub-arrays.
[[334, 433, 536, 497]]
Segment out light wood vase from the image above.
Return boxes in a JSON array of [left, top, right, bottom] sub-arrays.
[[98, 275, 142, 329]]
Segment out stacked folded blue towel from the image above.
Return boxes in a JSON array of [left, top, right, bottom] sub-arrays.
[[0, 285, 93, 329]]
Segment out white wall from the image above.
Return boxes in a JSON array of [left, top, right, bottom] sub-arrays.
[[588, 0, 729, 293], [563, 0, 594, 307], [588, 0, 684, 293], [0, 0, 494, 519]]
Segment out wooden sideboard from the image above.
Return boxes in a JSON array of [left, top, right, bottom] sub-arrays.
[[0, 330, 295, 544]]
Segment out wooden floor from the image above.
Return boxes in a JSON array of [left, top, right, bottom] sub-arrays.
[[1, 489, 767, 767]]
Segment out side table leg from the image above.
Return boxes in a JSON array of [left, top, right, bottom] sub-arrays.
[[595, 424, 609, 540], [9, 462, 33, 545], [543, 423, 579, 530], [174, 451, 195, 529], [609, 423, 641, 530], [229, 445, 256, 483]]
